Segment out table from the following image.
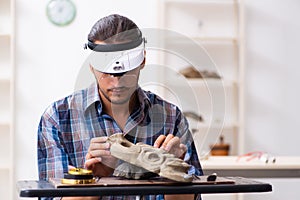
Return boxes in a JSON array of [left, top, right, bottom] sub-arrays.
[[202, 156, 300, 178], [18, 176, 272, 198]]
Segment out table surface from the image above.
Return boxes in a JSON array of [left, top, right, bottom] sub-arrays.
[[201, 156, 300, 178], [201, 156, 300, 169], [18, 176, 272, 198]]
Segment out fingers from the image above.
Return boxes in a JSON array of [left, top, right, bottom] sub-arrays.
[[166, 140, 187, 159], [154, 134, 176, 149], [164, 136, 179, 151], [85, 136, 110, 167], [68, 165, 76, 170], [154, 135, 166, 148], [178, 143, 188, 159], [88, 137, 108, 151], [154, 134, 175, 148], [88, 144, 109, 154], [85, 149, 110, 162], [90, 136, 108, 143], [153, 134, 176, 151], [179, 143, 187, 153], [154, 134, 188, 159], [88, 136, 110, 157], [84, 157, 101, 170]]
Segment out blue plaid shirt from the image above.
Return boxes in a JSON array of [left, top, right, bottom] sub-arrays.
[[38, 82, 203, 200]]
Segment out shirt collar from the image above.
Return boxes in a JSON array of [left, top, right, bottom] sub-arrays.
[[84, 82, 101, 113], [136, 86, 151, 111]]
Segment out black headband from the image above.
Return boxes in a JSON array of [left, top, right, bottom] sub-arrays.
[[84, 36, 144, 52]]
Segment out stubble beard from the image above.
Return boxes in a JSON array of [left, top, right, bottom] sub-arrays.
[[99, 85, 137, 105]]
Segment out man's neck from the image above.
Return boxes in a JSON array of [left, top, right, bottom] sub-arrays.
[[100, 92, 138, 130]]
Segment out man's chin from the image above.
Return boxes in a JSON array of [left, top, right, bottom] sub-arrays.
[[100, 88, 135, 105], [109, 97, 131, 105]]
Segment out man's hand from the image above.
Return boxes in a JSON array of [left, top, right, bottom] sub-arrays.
[[85, 136, 118, 177], [153, 134, 187, 159]]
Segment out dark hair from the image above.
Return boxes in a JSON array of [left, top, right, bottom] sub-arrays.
[[88, 14, 141, 44]]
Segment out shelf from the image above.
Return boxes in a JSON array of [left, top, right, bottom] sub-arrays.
[[0, 36, 11, 77], [163, 0, 238, 39], [166, 36, 238, 45], [160, 0, 244, 157], [0, 33, 10, 37], [0, 119, 10, 127], [0, 0, 12, 35], [193, 37, 239, 46], [0, 82, 11, 123], [163, 39, 239, 80], [163, 77, 237, 90], [164, 34, 239, 46], [0, 71, 11, 81], [0, 165, 10, 170], [191, 123, 239, 156], [165, 0, 237, 6], [0, 116, 11, 126], [188, 121, 238, 133], [185, 78, 236, 88], [0, 130, 10, 164], [198, 122, 238, 129]]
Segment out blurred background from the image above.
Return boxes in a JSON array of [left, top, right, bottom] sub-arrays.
[[1, 0, 300, 199]]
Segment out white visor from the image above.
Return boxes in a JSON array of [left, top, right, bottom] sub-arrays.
[[87, 44, 145, 74], [85, 29, 145, 74]]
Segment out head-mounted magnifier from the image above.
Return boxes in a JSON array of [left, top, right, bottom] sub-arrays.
[[84, 29, 146, 74]]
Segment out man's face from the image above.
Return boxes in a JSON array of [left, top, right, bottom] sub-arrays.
[[92, 67, 141, 105]]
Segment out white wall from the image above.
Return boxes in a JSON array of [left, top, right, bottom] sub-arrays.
[[244, 0, 300, 156], [14, 0, 300, 199], [14, 0, 159, 198], [243, 1, 300, 200]]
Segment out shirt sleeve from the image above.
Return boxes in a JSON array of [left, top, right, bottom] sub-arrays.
[[37, 107, 69, 181], [175, 109, 203, 176]]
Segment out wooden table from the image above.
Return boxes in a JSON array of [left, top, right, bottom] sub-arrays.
[[17, 176, 272, 199]]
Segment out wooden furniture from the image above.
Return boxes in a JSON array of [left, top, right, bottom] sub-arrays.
[[17, 176, 272, 199], [157, 0, 245, 156], [0, 0, 14, 199]]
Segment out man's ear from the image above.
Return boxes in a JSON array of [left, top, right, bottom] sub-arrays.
[[140, 51, 146, 70], [140, 58, 146, 70]]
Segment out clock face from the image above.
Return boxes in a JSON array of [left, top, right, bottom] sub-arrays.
[[46, 0, 76, 26]]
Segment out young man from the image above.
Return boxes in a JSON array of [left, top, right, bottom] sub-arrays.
[[38, 14, 202, 200]]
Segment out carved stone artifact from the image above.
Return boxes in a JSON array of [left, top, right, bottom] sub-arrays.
[[113, 162, 157, 180], [107, 134, 193, 182]]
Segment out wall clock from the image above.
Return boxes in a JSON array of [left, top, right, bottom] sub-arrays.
[[46, 0, 76, 26]]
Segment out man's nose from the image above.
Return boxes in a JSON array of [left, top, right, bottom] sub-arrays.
[[109, 75, 124, 86]]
